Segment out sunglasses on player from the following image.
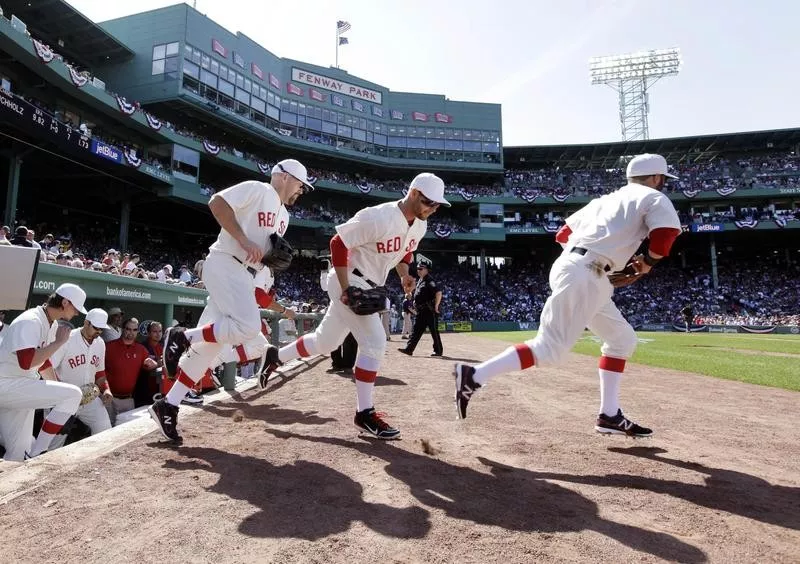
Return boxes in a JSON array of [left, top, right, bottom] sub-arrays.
[[419, 194, 440, 208], [278, 164, 311, 194]]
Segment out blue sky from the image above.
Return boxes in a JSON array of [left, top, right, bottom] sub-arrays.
[[68, 0, 800, 146]]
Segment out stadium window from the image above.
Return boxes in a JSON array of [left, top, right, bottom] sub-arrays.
[[306, 117, 322, 131], [210, 60, 219, 75], [166, 42, 180, 56], [280, 111, 297, 125], [426, 128, 435, 137], [337, 112, 347, 124], [261, 87, 268, 100], [426, 138, 444, 150], [228, 69, 236, 83], [200, 69, 217, 88], [337, 124, 352, 138], [164, 57, 179, 74], [184, 43, 192, 58], [437, 128, 446, 138], [373, 133, 387, 146], [182, 60, 200, 79], [353, 128, 366, 141], [281, 98, 291, 112], [289, 100, 298, 113], [220, 63, 228, 77], [407, 137, 426, 149], [298, 103, 306, 115], [322, 121, 337, 134], [268, 92, 275, 106], [358, 118, 367, 129], [244, 78, 251, 91], [375, 145, 387, 157], [251, 82, 260, 96], [251, 97, 266, 114], [152, 59, 166, 75], [235, 73, 244, 88], [201, 54, 210, 69], [218, 79, 234, 97], [266, 104, 280, 120], [407, 127, 418, 137], [235, 87, 250, 105], [192, 48, 201, 65], [153, 44, 167, 60], [366, 131, 373, 143]]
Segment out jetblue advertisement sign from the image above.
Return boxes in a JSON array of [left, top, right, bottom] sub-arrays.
[[691, 223, 724, 233], [91, 139, 123, 163]]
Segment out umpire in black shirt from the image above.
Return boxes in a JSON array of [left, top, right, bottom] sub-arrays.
[[398, 259, 444, 357]]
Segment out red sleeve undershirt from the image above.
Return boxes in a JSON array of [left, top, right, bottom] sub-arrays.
[[401, 252, 413, 264], [254, 287, 275, 308], [648, 227, 681, 257], [555, 225, 572, 244], [330, 234, 349, 267], [17, 348, 35, 370]]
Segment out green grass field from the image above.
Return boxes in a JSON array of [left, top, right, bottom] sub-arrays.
[[478, 331, 800, 391]]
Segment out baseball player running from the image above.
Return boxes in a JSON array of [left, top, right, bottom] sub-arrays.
[[151, 159, 312, 443], [454, 154, 682, 437], [261, 173, 449, 439], [46, 308, 113, 450], [0, 284, 86, 460]]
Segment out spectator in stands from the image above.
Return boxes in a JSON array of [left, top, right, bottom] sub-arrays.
[[0, 226, 10, 246], [101, 307, 124, 342], [26, 230, 41, 250], [194, 252, 206, 279], [178, 265, 192, 284], [9, 226, 32, 247], [156, 264, 172, 283], [104, 318, 158, 425], [38, 233, 56, 252]]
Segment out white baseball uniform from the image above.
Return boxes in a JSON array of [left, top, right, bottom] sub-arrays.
[[47, 328, 111, 450], [0, 307, 82, 461], [528, 182, 681, 367], [178, 181, 289, 382], [277, 200, 425, 410]]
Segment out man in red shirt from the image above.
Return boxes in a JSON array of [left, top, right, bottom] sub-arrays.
[[105, 318, 157, 425]]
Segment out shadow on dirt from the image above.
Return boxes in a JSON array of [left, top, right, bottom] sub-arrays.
[[530, 446, 800, 531], [261, 430, 707, 562], [163, 446, 431, 540]]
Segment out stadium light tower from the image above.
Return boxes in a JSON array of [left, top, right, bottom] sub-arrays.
[[589, 48, 682, 141]]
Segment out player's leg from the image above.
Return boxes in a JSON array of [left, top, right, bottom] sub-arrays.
[[0, 379, 83, 458], [79, 397, 112, 436], [276, 302, 348, 363], [455, 255, 605, 419], [402, 313, 411, 338], [587, 301, 650, 437], [349, 313, 398, 439], [0, 408, 35, 461]]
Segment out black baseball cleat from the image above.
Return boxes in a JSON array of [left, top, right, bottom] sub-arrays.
[[181, 389, 204, 406], [397, 348, 412, 356], [595, 409, 653, 437], [148, 398, 183, 444], [454, 363, 481, 420], [258, 345, 283, 390], [163, 327, 189, 380], [430, 352, 443, 357], [354, 408, 401, 439]]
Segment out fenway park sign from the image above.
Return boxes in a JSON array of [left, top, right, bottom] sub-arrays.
[[292, 68, 382, 104]]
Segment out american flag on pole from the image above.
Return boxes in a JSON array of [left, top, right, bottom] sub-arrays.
[[337, 20, 351, 34], [339, 37, 349, 45]]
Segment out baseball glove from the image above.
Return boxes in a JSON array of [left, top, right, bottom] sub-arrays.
[[343, 285, 388, 315], [607, 258, 645, 288], [79, 383, 100, 406], [261, 233, 293, 271]]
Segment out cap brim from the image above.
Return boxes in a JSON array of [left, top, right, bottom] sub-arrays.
[[301, 180, 315, 192], [92, 320, 108, 329], [665, 172, 679, 179], [76, 304, 88, 314]]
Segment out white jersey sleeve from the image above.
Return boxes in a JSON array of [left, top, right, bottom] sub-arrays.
[[218, 180, 270, 212], [643, 192, 682, 231], [48, 328, 76, 370], [5, 318, 42, 353]]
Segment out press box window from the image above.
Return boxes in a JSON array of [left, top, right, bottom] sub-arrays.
[[153, 41, 180, 75]]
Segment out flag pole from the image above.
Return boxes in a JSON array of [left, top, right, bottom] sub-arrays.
[[335, 25, 339, 69]]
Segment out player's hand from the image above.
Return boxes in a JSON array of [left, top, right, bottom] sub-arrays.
[[143, 357, 158, 371], [101, 389, 113, 406], [55, 324, 71, 344], [283, 307, 296, 320], [401, 274, 415, 289], [238, 237, 263, 263]]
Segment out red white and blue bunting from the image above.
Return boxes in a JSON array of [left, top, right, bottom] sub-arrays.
[[202, 140, 220, 155], [123, 148, 142, 168], [433, 225, 453, 239], [552, 193, 569, 203], [257, 162, 271, 176], [716, 186, 737, 197], [31, 38, 55, 63], [774, 217, 787, 229], [739, 325, 776, 334], [115, 95, 137, 115], [734, 219, 758, 229], [543, 222, 562, 233], [682, 189, 701, 198], [356, 182, 372, 194], [518, 190, 538, 203], [401, 188, 409, 197], [144, 112, 162, 130], [66, 65, 88, 87], [459, 188, 475, 201]]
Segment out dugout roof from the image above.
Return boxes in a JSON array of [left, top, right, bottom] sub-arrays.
[[505, 128, 800, 170], [2, 0, 134, 68]]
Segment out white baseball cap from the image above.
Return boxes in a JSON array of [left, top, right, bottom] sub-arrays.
[[410, 172, 450, 207], [626, 154, 678, 179], [85, 308, 109, 329], [55, 283, 87, 314], [272, 159, 315, 191]]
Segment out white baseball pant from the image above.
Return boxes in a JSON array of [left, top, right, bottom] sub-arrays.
[[526, 251, 638, 365], [48, 396, 112, 450], [179, 252, 265, 381], [0, 378, 82, 461]]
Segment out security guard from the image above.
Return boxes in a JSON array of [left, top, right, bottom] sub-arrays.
[[398, 259, 443, 357]]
